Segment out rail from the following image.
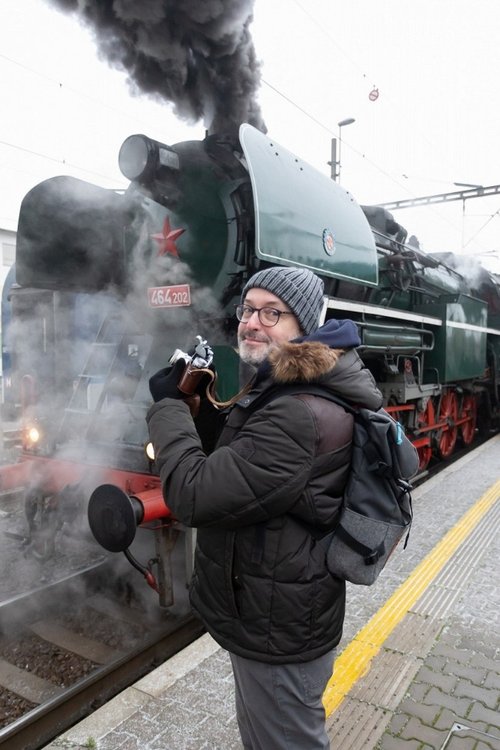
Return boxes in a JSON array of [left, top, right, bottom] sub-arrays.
[[0, 561, 203, 750]]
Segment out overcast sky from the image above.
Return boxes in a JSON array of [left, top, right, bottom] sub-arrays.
[[1, 0, 500, 272]]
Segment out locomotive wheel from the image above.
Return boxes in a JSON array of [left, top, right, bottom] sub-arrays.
[[437, 391, 459, 458], [460, 394, 477, 445], [416, 400, 434, 471], [388, 399, 431, 471], [417, 442, 432, 472]]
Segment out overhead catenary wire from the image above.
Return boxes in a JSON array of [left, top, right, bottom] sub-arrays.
[[462, 207, 500, 250], [0, 14, 493, 257], [289, 0, 462, 183], [264, 2, 496, 257], [0, 30, 465, 205], [0, 52, 177, 134], [2, 45, 410, 206], [0, 50, 196, 189], [0, 44, 446, 210], [0, 139, 124, 185]]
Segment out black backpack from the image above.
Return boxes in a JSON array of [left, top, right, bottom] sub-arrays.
[[246, 385, 419, 585]]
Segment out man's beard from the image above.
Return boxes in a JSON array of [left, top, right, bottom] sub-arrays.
[[238, 331, 275, 366]]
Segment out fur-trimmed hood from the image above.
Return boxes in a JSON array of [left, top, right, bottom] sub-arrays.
[[253, 318, 382, 410], [258, 318, 361, 384], [268, 340, 343, 383]]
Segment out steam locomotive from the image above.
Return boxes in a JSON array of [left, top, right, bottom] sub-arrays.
[[1, 124, 499, 606]]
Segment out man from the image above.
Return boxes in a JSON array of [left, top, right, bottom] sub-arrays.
[[147, 266, 383, 749]]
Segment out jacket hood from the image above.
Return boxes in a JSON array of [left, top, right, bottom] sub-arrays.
[[257, 318, 362, 384], [297, 318, 361, 349]]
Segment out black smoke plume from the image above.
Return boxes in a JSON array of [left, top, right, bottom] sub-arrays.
[[48, 0, 266, 133]]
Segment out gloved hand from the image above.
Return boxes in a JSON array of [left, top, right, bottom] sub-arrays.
[[149, 359, 186, 402], [179, 364, 217, 398]]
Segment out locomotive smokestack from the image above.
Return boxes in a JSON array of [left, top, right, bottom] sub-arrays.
[[49, 0, 266, 134]]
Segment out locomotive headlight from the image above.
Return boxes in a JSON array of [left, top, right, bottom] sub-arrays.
[[119, 135, 150, 181], [28, 426, 40, 443], [119, 134, 179, 183], [23, 423, 42, 451], [145, 441, 156, 461]]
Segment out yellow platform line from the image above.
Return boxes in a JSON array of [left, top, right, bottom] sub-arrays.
[[323, 478, 500, 716]]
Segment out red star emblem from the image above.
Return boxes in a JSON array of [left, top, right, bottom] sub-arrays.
[[151, 217, 185, 258]]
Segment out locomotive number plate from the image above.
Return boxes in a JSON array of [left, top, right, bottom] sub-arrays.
[[147, 285, 191, 308]]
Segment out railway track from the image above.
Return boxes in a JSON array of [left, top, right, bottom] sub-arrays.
[[0, 559, 203, 750]]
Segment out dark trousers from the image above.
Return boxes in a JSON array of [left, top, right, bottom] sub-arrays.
[[229, 649, 336, 749]]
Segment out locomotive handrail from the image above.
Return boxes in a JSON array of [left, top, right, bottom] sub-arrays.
[[372, 229, 465, 278], [359, 344, 433, 353]]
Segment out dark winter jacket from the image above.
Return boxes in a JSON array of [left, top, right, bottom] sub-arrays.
[[147, 320, 383, 664]]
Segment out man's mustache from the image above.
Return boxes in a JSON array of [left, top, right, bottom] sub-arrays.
[[240, 332, 271, 343]]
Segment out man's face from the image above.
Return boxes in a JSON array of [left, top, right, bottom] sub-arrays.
[[237, 287, 303, 366]]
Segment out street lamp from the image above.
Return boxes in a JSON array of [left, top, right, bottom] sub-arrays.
[[329, 118, 355, 183]]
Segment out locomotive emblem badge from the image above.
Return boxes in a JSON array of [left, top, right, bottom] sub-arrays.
[[322, 228, 336, 256], [151, 216, 185, 258]]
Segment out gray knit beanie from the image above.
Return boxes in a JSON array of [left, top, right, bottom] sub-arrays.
[[241, 266, 324, 335]]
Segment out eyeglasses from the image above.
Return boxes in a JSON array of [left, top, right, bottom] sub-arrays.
[[235, 304, 294, 327]]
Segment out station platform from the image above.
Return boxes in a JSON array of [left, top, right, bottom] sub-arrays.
[[44, 436, 500, 750]]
